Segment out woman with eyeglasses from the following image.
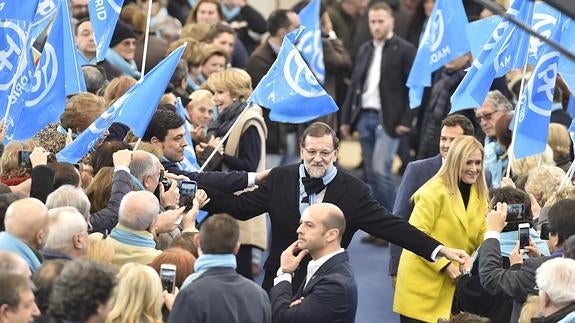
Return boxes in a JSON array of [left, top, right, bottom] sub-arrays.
[[202, 68, 267, 280], [394, 136, 489, 323]]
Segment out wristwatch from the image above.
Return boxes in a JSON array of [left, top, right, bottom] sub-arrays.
[[276, 267, 293, 277]]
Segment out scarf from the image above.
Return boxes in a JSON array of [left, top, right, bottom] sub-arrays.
[[0, 232, 42, 271], [499, 229, 550, 258], [109, 226, 156, 248], [105, 49, 141, 79], [221, 3, 241, 21], [180, 254, 237, 288], [299, 163, 337, 215], [208, 101, 246, 138]]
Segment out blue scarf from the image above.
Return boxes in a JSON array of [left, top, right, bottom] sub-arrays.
[[105, 49, 141, 79], [500, 228, 550, 258], [0, 232, 42, 271], [180, 254, 237, 288], [129, 174, 146, 191], [221, 3, 241, 21], [109, 226, 156, 248], [299, 163, 337, 215]]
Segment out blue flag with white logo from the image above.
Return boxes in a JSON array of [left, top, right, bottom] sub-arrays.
[[115, 44, 186, 137], [466, 15, 499, 59], [512, 12, 562, 159], [451, 0, 534, 113], [89, 0, 124, 62], [175, 97, 201, 171], [0, 0, 39, 116], [407, 0, 470, 108], [558, 18, 575, 95], [527, 3, 561, 67], [296, 0, 325, 84], [57, 88, 131, 163], [30, 0, 57, 45], [248, 28, 337, 123], [6, 0, 85, 141], [58, 45, 187, 162]]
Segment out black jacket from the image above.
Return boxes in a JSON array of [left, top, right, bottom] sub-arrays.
[[161, 159, 248, 193], [341, 35, 416, 137]]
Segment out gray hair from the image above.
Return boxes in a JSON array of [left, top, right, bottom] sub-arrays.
[[44, 207, 88, 253], [536, 258, 575, 305], [46, 185, 91, 218], [485, 90, 513, 112], [118, 191, 160, 231], [129, 151, 158, 181]]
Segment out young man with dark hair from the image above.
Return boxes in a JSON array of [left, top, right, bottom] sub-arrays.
[[169, 214, 271, 323]]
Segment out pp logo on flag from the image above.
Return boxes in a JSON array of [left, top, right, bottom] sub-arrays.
[[25, 43, 58, 107], [0, 21, 26, 91], [429, 10, 444, 52], [296, 29, 324, 79], [283, 48, 322, 98]]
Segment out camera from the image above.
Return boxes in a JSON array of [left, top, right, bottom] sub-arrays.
[[160, 177, 171, 192], [506, 203, 525, 222], [518, 223, 530, 251], [179, 180, 197, 210], [540, 222, 551, 240], [18, 151, 32, 169]]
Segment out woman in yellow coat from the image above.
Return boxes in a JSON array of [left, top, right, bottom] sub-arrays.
[[393, 135, 488, 323]]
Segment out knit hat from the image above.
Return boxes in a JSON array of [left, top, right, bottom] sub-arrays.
[[110, 23, 137, 48]]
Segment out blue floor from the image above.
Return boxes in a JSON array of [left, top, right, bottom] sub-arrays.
[[348, 231, 400, 323]]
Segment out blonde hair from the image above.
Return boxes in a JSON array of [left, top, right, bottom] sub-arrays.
[[60, 93, 106, 132], [524, 165, 565, 207], [180, 23, 211, 42], [509, 145, 555, 177], [518, 295, 540, 323], [86, 237, 115, 265], [167, 37, 204, 67], [0, 140, 38, 178], [204, 68, 252, 102], [106, 263, 163, 323], [544, 185, 575, 208], [188, 89, 214, 107], [432, 135, 488, 202], [85, 167, 114, 213], [103, 76, 137, 106], [547, 123, 571, 162]]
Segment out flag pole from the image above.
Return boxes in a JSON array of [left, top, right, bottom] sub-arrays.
[[474, 0, 575, 63], [140, 0, 153, 78], [506, 60, 530, 178], [2, 45, 30, 133], [198, 102, 253, 172]]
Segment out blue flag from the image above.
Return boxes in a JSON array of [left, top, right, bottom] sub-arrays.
[[527, 3, 561, 67], [407, 0, 470, 108], [466, 15, 499, 59], [248, 28, 338, 123], [6, 1, 85, 141], [451, 0, 534, 113], [558, 18, 575, 95], [175, 97, 201, 171], [0, 0, 39, 116], [30, 0, 58, 45], [57, 89, 131, 163], [568, 95, 575, 120], [512, 13, 562, 159], [61, 0, 86, 95], [115, 44, 186, 137], [89, 0, 124, 62], [296, 0, 325, 84]]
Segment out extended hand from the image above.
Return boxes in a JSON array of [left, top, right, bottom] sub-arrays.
[[438, 247, 470, 265], [487, 202, 507, 232]]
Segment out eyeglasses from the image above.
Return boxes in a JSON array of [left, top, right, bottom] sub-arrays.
[[475, 111, 498, 122], [302, 147, 335, 158]]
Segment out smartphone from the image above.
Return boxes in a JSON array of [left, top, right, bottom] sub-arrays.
[[540, 222, 550, 240], [507, 203, 525, 222], [159, 264, 177, 293], [518, 223, 530, 252], [18, 151, 32, 169], [179, 180, 197, 209]]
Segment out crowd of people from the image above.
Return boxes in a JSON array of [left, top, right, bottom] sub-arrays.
[[1, 0, 575, 323]]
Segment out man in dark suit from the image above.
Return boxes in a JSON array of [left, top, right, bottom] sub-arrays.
[[270, 203, 356, 323], [339, 1, 415, 212], [203, 122, 471, 291], [388, 115, 476, 284]]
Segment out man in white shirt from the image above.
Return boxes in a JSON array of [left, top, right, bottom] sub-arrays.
[[269, 203, 357, 323]]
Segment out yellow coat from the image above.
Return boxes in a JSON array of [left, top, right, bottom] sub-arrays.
[[393, 178, 487, 322]]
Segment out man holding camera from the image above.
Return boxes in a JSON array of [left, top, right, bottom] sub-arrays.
[[478, 198, 575, 322]]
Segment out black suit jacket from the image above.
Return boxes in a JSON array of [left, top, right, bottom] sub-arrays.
[[270, 252, 357, 323], [203, 164, 441, 289], [341, 35, 416, 137], [161, 159, 248, 193]]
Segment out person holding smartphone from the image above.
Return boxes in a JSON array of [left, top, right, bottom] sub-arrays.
[[393, 136, 489, 323]]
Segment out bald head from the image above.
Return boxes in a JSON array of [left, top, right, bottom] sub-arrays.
[[307, 203, 346, 240], [129, 150, 162, 192], [4, 198, 49, 249], [118, 191, 160, 231]]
